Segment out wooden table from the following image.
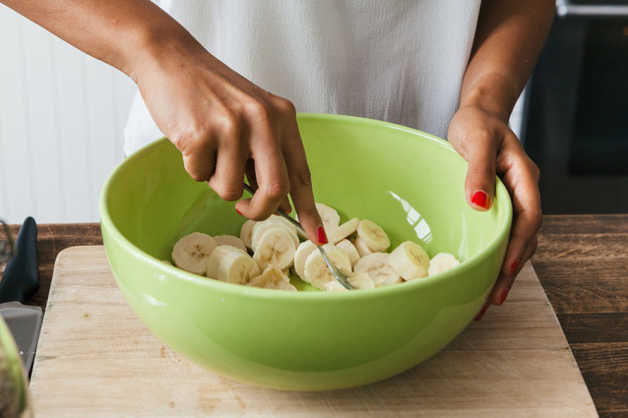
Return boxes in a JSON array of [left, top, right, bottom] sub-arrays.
[[1, 215, 627, 417]]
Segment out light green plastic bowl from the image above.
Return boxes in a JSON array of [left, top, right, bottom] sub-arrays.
[[100, 113, 511, 391]]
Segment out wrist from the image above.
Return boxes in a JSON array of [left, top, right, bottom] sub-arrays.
[[458, 72, 520, 123], [119, 18, 205, 83]]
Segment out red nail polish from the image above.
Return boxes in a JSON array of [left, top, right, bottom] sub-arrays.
[[498, 288, 510, 305], [235, 208, 243, 216], [474, 303, 489, 321], [317, 227, 328, 244], [471, 190, 489, 209], [510, 259, 519, 276]]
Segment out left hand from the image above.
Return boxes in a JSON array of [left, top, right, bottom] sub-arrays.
[[448, 105, 542, 317]]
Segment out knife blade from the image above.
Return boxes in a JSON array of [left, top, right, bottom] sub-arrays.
[[0, 217, 42, 376]]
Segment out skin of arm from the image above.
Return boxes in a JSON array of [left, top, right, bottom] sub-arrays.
[[447, 0, 555, 316], [0, 0, 327, 244]]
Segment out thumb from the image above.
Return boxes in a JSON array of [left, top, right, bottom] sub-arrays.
[[463, 136, 497, 211]]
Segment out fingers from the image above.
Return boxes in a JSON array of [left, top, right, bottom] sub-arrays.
[[177, 132, 217, 182], [235, 115, 290, 220], [477, 236, 538, 319], [281, 120, 325, 244], [499, 144, 542, 272], [463, 131, 498, 211], [488, 237, 538, 305], [488, 139, 542, 305], [174, 91, 302, 223], [208, 118, 245, 201], [245, 158, 292, 214]]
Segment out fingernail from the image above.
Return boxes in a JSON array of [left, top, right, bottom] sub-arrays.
[[471, 190, 490, 209], [510, 259, 519, 276], [317, 226, 328, 245], [474, 303, 489, 321], [498, 288, 510, 305], [235, 208, 243, 216], [498, 278, 515, 305]]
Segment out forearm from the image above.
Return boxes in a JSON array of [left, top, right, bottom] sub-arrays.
[[460, 0, 554, 121], [0, 0, 195, 79]]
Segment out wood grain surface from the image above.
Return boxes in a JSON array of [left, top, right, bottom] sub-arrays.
[[1, 214, 626, 416], [533, 215, 628, 418], [29, 246, 596, 417]]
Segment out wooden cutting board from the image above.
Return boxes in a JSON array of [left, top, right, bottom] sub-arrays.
[[30, 246, 597, 417]]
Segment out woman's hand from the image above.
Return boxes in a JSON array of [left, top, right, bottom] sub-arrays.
[[130, 33, 326, 244], [448, 106, 542, 315]]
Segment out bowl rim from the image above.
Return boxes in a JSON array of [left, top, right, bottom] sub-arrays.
[[100, 113, 512, 300]]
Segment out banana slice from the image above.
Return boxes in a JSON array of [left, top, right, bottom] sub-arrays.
[[428, 252, 460, 276], [239, 220, 256, 249], [294, 240, 318, 280], [389, 241, 430, 281], [356, 219, 390, 252], [303, 244, 351, 289], [249, 267, 297, 291], [348, 272, 375, 289], [171, 232, 217, 275], [214, 234, 247, 252], [253, 227, 297, 270], [336, 239, 360, 266], [354, 253, 401, 287], [251, 220, 298, 250], [206, 245, 260, 284], [268, 215, 298, 235], [315, 202, 340, 232], [324, 280, 348, 292], [353, 236, 374, 257], [329, 217, 360, 243], [323, 272, 374, 291]]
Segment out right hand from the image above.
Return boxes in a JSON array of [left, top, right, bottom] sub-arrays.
[[131, 33, 326, 244]]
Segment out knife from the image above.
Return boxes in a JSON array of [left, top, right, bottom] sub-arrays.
[[0, 217, 42, 376]]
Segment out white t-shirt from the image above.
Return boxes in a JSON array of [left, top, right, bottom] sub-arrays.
[[124, 0, 481, 156]]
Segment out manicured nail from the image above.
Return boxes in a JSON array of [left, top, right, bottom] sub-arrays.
[[510, 259, 519, 276], [498, 278, 515, 305], [498, 288, 510, 305], [471, 190, 489, 209], [474, 303, 489, 321], [317, 226, 328, 244], [235, 208, 243, 216]]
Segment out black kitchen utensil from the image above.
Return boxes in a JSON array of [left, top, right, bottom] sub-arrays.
[[0, 217, 42, 375]]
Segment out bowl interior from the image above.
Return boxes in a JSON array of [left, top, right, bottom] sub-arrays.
[[105, 114, 511, 285]]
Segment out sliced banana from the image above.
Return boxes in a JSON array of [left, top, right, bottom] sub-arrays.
[[336, 239, 360, 266], [253, 227, 297, 270], [171, 232, 217, 275], [294, 240, 318, 280], [324, 280, 348, 292], [389, 241, 430, 281], [329, 217, 360, 243], [353, 236, 374, 257], [428, 252, 460, 276], [268, 215, 298, 236], [323, 272, 374, 291], [315, 202, 340, 232], [249, 267, 297, 291], [214, 234, 247, 252], [206, 245, 260, 284], [354, 253, 401, 287], [251, 220, 298, 250], [348, 272, 375, 289], [303, 244, 351, 289], [357, 219, 390, 252], [239, 220, 256, 249]]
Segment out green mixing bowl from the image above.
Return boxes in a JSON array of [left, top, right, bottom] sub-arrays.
[[100, 113, 512, 390]]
